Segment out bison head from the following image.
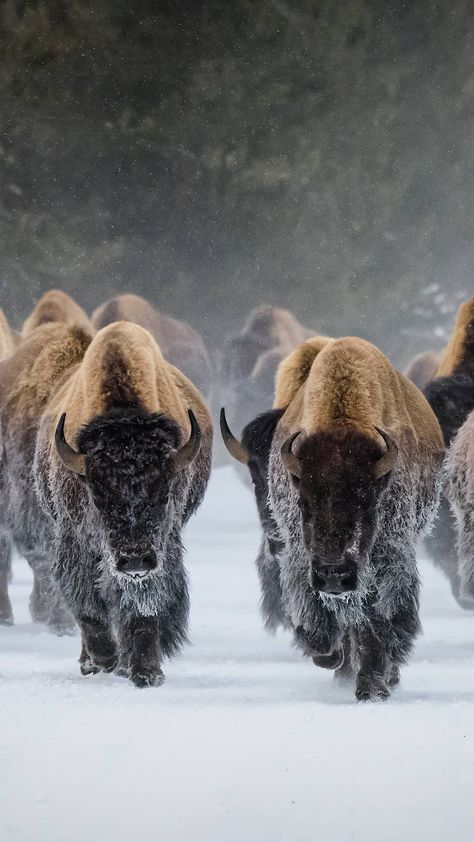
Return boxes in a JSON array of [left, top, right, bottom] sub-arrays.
[[281, 426, 398, 595], [55, 408, 201, 580]]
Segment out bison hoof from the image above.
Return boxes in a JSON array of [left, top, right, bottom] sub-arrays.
[[130, 669, 165, 688], [80, 656, 100, 676], [313, 648, 344, 671], [355, 675, 390, 702], [0, 607, 14, 626]]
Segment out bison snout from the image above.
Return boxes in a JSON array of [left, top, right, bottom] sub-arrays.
[[311, 562, 357, 595], [116, 552, 157, 579]]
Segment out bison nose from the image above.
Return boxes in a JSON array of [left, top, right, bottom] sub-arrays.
[[311, 563, 357, 595], [116, 553, 157, 578]]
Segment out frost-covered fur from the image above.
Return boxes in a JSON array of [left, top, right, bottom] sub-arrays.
[[241, 409, 288, 631], [422, 302, 474, 606], [0, 323, 92, 631], [35, 405, 212, 687], [268, 431, 441, 699], [445, 411, 474, 605]]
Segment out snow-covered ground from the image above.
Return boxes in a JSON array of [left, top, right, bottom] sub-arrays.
[[1, 468, 474, 842]]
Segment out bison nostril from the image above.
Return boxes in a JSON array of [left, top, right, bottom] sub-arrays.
[[117, 553, 157, 575], [311, 563, 357, 594]]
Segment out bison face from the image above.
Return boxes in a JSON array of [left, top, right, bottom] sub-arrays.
[[281, 428, 398, 595], [56, 408, 201, 581]]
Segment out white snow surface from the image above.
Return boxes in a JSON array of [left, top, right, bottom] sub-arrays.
[[1, 468, 474, 842]]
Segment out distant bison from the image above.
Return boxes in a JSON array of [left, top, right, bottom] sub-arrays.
[[221, 336, 332, 630], [22, 289, 91, 338], [0, 311, 93, 629], [404, 350, 440, 392], [423, 296, 474, 607], [0, 310, 19, 361], [446, 410, 474, 605], [218, 306, 313, 472], [229, 337, 443, 701], [92, 293, 212, 398], [35, 321, 212, 686]]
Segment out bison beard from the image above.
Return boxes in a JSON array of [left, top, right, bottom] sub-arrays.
[[39, 408, 209, 687]]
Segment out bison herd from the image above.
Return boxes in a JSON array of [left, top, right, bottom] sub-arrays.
[[0, 289, 473, 700]]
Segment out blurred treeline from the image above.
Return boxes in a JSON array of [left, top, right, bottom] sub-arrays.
[[0, 0, 471, 363]]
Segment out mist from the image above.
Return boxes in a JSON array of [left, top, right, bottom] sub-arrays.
[[1, 1, 471, 363]]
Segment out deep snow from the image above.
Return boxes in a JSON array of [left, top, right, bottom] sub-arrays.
[[1, 467, 474, 842]]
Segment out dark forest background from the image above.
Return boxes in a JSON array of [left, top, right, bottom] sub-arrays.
[[0, 0, 472, 365]]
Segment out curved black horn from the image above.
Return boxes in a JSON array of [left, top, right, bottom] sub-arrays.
[[219, 408, 249, 465], [374, 426, 398, 479], [174, 409, 202, 473], [55, 413, 86, 476], [281, 431, 302, 478]]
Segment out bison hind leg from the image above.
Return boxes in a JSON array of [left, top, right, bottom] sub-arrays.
[[256, 539, 289, 633], [0, 534, 13, 625]]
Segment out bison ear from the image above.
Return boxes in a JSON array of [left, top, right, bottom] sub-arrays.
[[55, 413, 87, 476], [281, 431, 302, 479], [374, 426, 398, 480], [220, 408, 249, 465]]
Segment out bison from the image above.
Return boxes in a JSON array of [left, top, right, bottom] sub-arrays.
[[217, 305, 313, 474], [227, 336, 444, 701], [34, 321, 212, 686], [221, 336, 332, 631], [423, 296, 474, 607], [446, 410, 474, 605], [0, 312, 93, 629], [92, 293, 212, 398], [404, 350, 441, 391], [22, 289, 92, 337], [0, 310, 19, 361]]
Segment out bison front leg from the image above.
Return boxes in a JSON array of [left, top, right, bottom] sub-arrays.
[[294, 601, 345, 670], [80, 616, 117, 673], [118, 614, 164, 688], [354, 616, 391, 701]]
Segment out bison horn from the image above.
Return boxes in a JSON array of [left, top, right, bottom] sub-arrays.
[[281, 431, 302, 479], [374, 426, 398, 479], [174, 409, 202, 473], [55, 413, 86, 476], [219, 408, 249, 465]]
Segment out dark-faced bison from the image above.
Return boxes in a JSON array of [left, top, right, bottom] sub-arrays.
[[34, 321, 212, 686], [225, 335, 444, 700]]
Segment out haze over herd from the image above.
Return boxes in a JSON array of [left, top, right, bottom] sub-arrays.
[[0, 289, 473, 700]]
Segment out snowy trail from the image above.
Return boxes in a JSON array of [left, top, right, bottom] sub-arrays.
[[1, 468, 474, 842]]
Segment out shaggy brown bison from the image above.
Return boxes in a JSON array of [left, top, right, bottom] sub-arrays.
[[0, 314, 93, 629], [92, 293, 212, 397], [34, 321, 212, 686], [226, 336, 443, 701], [423, 296, 474, 607]]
